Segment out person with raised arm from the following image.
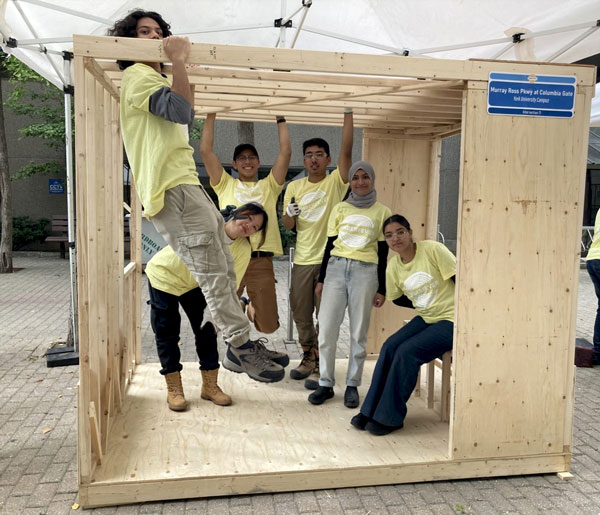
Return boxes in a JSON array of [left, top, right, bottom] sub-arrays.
[[200, 112, 291, 336], [110, 10, 285, 386], [282, 110, 354, 385]]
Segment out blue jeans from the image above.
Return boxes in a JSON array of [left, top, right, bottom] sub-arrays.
[[148, 282, 219, 375], [587, 259, 600, 355], [318, 257, 379, 388], [360, 316, 454, 427]]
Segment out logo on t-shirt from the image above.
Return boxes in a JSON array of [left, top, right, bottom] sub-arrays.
[[338, 214, 374, 248], [403, 272, 438, 308], [299, 190, 327, 222], [234, 182, 264, 205]]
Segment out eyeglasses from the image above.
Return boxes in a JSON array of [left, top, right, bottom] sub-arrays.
[[384, 229, 408, 239], [303, 151, 327, 160], [236, 155, 258, 162]]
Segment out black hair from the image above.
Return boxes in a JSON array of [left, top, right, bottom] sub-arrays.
[[383, 214, 411, 233], [106, 10, 172, 70], [302, 138, 330, 157], [230, 202, 268, 248], [233, 144, 259, 162]]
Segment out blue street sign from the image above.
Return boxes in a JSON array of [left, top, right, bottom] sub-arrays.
[[49, 179, 64, 194], [488, 72, 576, 118]]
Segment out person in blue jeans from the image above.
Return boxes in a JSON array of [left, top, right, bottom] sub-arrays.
[[586, 208, 600, 365], [351, 214, 456, 435]]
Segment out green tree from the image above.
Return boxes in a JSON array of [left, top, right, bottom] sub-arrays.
[[0, 52, 67, 272]]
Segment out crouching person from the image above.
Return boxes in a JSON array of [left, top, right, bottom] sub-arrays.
[[350, 214, 456, 435]]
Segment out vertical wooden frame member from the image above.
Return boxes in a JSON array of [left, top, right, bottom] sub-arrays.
[[74, 54, 92, 486], [450, 79, 589, 462], [362, 132, 433, 353]]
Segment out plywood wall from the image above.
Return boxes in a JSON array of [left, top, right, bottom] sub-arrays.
[[363, 133, 440, 353], [450, 81, 594, 460]]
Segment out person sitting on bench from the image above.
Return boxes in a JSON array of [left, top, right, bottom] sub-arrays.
[[350, 214, 456, 435]]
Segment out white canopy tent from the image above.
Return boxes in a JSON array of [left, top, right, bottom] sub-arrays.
[[0, 0, 598, 348]]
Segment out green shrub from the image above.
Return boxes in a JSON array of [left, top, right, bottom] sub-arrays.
[[0, 216, 50, 250]]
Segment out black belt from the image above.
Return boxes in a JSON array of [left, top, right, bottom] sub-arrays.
[[251, 251, 274, 258]]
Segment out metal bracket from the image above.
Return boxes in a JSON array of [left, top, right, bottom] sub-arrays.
[[5, 37, 17, 48], [274, 18, 293, 28], [302, 0, 313, 5], [512, 32, 525, 43], [63, 85, 74, 95], [403, 50, 410, 56], [62, 50, 73, 61]]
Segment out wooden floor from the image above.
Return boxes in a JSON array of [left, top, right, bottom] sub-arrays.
[[93, 360, 449, 485]]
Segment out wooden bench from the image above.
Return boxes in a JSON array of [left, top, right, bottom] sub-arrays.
[[45, 215, 70, 259], [45, 215, 130, 259]]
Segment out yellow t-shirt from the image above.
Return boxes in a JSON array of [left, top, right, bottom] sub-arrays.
[[145, 238, 251, 296], [588, 209, 600, 261], [212, 171, 283, 255], [120, 63, 200, 218], [386, 240, 456, 324], [283, 169, 349, 265], [328, 201, 391, 264]]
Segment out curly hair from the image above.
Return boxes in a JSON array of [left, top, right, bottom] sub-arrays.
[[107, 10, 172, 70]]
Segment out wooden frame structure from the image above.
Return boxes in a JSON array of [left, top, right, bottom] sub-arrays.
[[73, 35, 596, 508]]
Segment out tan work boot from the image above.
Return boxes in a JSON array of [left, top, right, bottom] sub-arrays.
[[201, 368, 232, 406], [164, 371, 187, 411], [290, 347, 317, 380]]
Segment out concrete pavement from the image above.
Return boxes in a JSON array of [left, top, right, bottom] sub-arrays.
[[1, 253, 600, 514]]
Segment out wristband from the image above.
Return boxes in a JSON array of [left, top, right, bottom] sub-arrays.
[[277, 118, 286, 124]]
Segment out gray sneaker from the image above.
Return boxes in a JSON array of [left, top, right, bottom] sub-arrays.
[[223, 341, 285, 383], [254, 338, 290, 367]]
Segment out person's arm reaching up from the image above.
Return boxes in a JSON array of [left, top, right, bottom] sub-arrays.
[[200, 113, 224, 185], [338, 110, 354, 183], [271, 116, 292, 185]]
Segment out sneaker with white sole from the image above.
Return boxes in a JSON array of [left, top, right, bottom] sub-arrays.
[[223, 341, 285, 383]]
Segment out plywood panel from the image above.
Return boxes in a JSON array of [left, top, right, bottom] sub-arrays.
[[93, 361, 448, 485], [451, 83, 590, 460], [362, 134, 432, 353]]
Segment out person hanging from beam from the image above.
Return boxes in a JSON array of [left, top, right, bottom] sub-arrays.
[[200, 112, 291, 337], [109, 10, 286, 385], [281, 110, 353, 386]]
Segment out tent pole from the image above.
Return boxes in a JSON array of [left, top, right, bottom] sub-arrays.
[[63, 52, 78, 351], [16, 0, 112, 25], [12, 0, 65, 84], [290, 0, 312, 49], [546, 26, 599, 62]]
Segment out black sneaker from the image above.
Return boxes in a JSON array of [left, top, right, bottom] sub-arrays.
[[365, 420, 403, 436], [223, 341, 285, 383], [254, 338, 290, 367], [350, 413, 369, 430], [344, 386, 359, 408], [308, 386, 334, 405]]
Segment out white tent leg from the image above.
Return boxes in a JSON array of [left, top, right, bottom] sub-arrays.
[[63, 54, 78, 350]]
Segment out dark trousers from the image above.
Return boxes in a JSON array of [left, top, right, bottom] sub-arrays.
[[587, 259, 600, 355], [360, 316, 454, 427], [148, 282, 219, 375]]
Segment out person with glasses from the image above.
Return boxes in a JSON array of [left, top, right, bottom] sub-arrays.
[[110, 11, 284, 385], [349, 214, 456, 435], [282, 110, 354, 384], [200, 113, 291, 336], [307, 161, 391, 409]]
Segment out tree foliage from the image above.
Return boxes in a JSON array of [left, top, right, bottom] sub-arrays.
[[2, 53, 68, 176]]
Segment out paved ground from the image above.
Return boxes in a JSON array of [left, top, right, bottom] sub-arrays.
[[1, 253, 599, 514]]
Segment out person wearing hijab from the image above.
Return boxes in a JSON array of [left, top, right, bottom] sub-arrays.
[[308, 161, 391, 408]]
